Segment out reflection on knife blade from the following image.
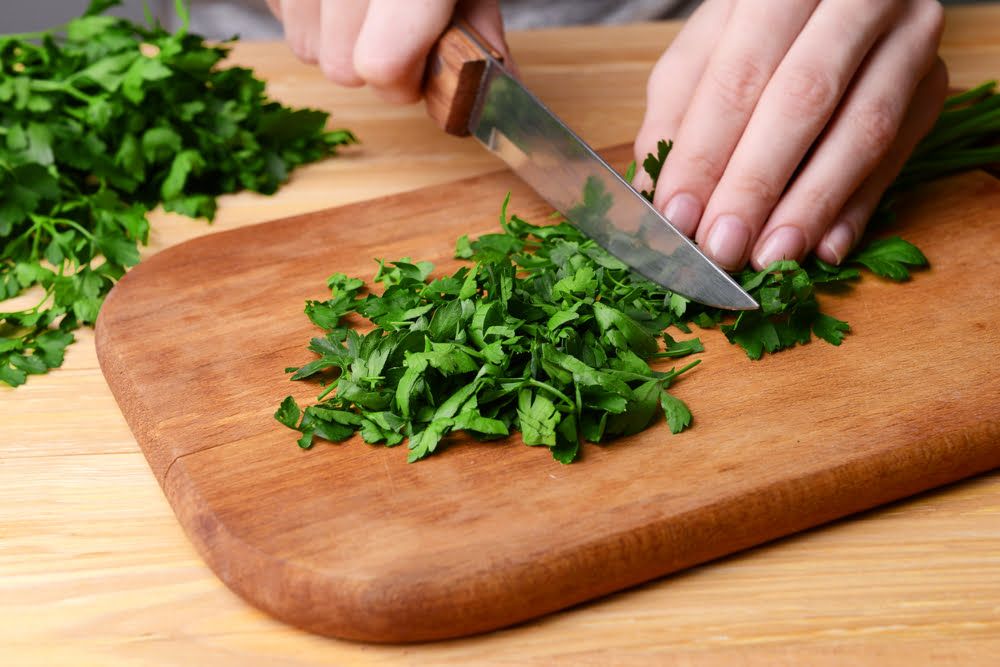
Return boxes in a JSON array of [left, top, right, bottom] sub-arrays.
[[466, 56, 758, 311]]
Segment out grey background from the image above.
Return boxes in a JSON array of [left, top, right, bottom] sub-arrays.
[[1, 0, 281, 38], [3, 1, 148, 32]]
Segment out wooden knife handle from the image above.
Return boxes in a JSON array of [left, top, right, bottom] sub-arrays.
[[424, 21, 504, 136]]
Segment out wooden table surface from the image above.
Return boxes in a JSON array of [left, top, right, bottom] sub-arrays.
[[3, 7, 999, 665]]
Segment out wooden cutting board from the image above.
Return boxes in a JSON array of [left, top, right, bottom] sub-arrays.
[[95, 145, 1000, 643]]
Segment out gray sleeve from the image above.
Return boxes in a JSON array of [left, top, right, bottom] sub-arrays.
[[500, 0, 700, 30], [161, 0, 702, 40]]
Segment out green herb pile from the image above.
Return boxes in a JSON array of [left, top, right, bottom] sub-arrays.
[[278, 82, 1000, 463], [0, 0, 355, 387], [276, 193, 703, 464]]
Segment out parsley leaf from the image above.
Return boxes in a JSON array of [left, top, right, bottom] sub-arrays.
[[849, 237, 929, 281], [660, 391, 693, 434]]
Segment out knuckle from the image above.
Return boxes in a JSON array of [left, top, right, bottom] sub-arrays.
[[288, 36, 317, 64], [352, 48, 414, 89], [709, 55, 768, 113], [319, 53, 360, 86], [850, 97, 901, 155], [734, 171, 781, 204], [793, 188, 839, 233], [781, 64, 840, 117], [684, 150, 727, 183]]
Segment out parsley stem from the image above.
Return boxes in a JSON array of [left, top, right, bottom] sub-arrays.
[[31, 222, 41, 259], [895, 146, 1000, 189], [34, 215, 96, 241], [670, 360, 701, 379], [651, 349, 696, 359], [527, 379, 576, 411], [317, 381, 340, 401], [29, 79, 96, 104], [943, 80, 996, 108]]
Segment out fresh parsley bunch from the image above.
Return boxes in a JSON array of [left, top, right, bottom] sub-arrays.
[[0, 0, 356, 387], [279, 82, 999, 463]]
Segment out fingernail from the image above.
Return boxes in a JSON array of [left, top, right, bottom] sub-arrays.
[[755, 226, 807, 269], [705, 215, 750, 270], [662, 193, 702, 236], [820, 224, 854, 265]]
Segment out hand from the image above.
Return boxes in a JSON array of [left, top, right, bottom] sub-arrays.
[[266, 0, 510, 104], [634, 0, 948, 270]]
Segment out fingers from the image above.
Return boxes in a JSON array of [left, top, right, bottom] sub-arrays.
[[633, 0, 734, 193], [277, 0, 322, 63], [816, 58, 948, 265], [276, 0, 508, 105], [692, 0, 906, 270], [751, 1, 945, 269], [353, 0, 458, 104], [650, 0, 821, 236], [318, 1, 369, 87], [650, 0, 944, 272]]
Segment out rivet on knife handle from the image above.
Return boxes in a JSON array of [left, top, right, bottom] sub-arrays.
[[424, 21, 504, 136]]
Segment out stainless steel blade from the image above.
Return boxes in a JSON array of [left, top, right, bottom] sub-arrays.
[[466, 60, 758, 310]]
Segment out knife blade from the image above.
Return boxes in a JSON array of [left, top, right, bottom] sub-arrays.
[[424, 22, 758, 311]]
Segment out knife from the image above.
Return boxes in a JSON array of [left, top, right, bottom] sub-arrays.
[[423, 22, 758, 311]]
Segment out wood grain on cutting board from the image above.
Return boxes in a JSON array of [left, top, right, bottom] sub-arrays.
[[95, 146, 1000, 643]]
